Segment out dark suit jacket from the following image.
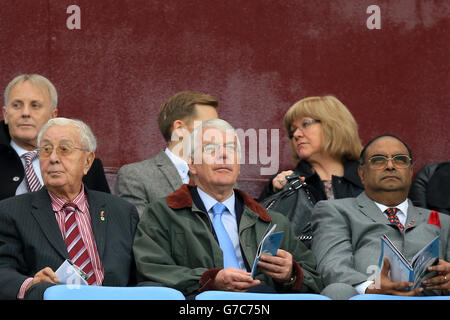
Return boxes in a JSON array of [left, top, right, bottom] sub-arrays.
[[0, 120, 111, 201], [409, 162, 450, 215], [0, 186, 139, 300]]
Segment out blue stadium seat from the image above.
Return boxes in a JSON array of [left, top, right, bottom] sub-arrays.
[[350, 294, 450, 300], [43, 285, 186, 300], [195, 291, 331, 300]]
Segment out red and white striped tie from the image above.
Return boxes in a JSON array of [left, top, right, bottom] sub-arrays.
[[63, 203, 96, 285], [23, 151, 42, 192]]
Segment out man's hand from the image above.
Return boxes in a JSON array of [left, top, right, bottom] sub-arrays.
[[422, 259, 450, 294], [27, 267, 59, 291], [366, 258, 422, 296], [213, 268, 261, 292], [257, 249, 294, 284]]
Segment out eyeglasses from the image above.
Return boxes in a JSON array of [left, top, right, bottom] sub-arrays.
[[38, 144, 89, 158], [288, 119, 321, 138], [367, 154, 412, 170], [203, 142, 237, 155]]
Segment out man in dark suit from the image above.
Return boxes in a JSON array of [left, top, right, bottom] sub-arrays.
[[115, 91, 218, 216], [0, 118, 139, 299], [409, 162, 450, 215], [0, 74, 110, 201]]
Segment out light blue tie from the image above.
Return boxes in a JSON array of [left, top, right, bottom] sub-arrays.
[[211, 202, 240, 269]]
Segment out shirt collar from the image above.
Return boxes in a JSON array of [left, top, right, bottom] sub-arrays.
[[10, 139, 37, 158], [196, 187, 236, 217], [48, 184, 88, 214], [165, 147, 189, 178], [374, 199, 409, 217]]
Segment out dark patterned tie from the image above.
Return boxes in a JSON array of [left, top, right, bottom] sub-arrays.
[[385, 207, 404, 231]]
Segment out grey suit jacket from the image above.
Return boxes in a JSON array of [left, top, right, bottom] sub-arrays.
[[311, 192, 450, 288], [0, 187, 139, 300], [115, 150, 183, 217]]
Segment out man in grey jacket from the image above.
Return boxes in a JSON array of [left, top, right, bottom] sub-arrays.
[[312, 134, 450, 298], [115, 91, 218, 216]]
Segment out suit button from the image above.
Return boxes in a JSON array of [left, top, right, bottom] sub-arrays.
[[13, 176, 20, 182]]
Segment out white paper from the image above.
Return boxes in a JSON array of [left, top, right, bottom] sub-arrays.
[[55, 259, 88, 286]]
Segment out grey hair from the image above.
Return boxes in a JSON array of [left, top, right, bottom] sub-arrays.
[[189, 118, 241, 159], [37, 117, 97, 152], [4, 74, 58, 110]]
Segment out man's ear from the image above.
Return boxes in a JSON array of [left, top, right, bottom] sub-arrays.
[[188, 161, 197, 176], [358, 165, 365, 185], [83, 152, 95, 175], [173, 119, 183, 129], [2, 106, 8, 124], [407, 165, 414, 182], [51, 108, 58, 118], [172, 119, 190, 139]]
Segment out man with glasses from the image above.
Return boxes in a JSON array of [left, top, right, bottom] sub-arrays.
[[134, 119, 323, 297], [312, 134, 450, 298], [0, 118, 138, 299]]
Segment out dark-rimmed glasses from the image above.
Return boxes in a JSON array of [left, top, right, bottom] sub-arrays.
[[288, 119, 321, 139], [367, 154, 412, 170]]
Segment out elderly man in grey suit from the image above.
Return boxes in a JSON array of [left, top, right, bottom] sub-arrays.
[[312, 134, 450, 298], [115, 91, 218, 216]]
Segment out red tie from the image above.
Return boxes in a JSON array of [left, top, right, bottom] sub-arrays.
[[23, 151, 42, 192], [63, 203, 96, 285], [385, 207, 404, 231]]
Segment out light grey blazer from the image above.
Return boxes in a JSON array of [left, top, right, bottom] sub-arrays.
[[311, 192, 450, 287], [115, 151, 183, 217]]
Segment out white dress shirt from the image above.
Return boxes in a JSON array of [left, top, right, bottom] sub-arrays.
[[164, 147, 190, 184], [10, 140, 44, 195], [375, 199, 409, 227], [197, 187, 246, 270], [354, 199, 409, 294]]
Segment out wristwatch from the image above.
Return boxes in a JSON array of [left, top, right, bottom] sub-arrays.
[[283, 274, 297, 287]]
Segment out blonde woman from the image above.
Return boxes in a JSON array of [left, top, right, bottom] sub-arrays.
[[258, 96, 364, 246]]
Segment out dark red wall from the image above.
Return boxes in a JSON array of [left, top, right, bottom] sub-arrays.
[[1, 1, 449, 197]]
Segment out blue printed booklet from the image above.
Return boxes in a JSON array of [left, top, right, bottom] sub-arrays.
[[251, 224, 284, 278], [378, 235, 439, 289]]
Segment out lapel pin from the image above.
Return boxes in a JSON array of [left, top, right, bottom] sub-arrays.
[[100, 211, 105, 221], [406, 218, 415, 229]]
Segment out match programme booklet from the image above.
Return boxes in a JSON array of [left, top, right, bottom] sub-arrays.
[[251, 224, 284, 278], [378, 235, 439, 289]]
